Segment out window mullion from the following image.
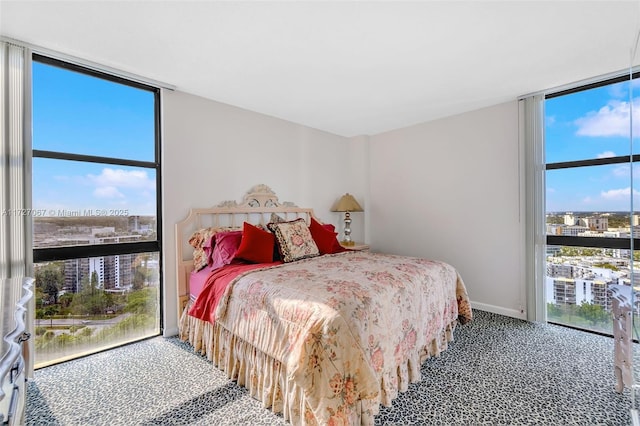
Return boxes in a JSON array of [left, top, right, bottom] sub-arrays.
[[33, 149, 157, 169]]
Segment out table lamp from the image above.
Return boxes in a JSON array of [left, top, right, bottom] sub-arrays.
[[331, 193, 363, 246]]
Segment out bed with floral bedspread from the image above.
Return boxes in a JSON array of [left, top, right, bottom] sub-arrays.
[[180, 250, 472, 425]]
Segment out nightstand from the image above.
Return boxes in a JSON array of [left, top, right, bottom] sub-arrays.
[[341, 242, 370, 251]]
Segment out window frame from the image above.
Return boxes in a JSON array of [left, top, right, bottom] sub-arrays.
[[542, 71, 640, 338], [31, 53, 163, 325], [545, 72, 640, 252]]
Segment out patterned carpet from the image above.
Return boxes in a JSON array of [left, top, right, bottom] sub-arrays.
[[26, 310, 634, 425]]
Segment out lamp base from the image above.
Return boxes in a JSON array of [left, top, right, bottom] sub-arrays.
[[341, 240, 355, 246]]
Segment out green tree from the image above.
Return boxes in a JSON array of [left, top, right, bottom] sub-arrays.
[[35, 308, 45, 326], [547, 303, 561, 318], [132, 253, 151, 290], [55, 333, 74, 347], [36, 264, 63, 304], [125, 288, 157, 315], [577, 302, 610, 326], [608, 214, 630, 228], [44, 305, 59, 328], [104, 292, 115, 313], [546, 215, 564, 225], [90, 271, 99, 294], [593, 263, 618, 271], [133, 269, 146, 290], [70, 274, 106, 317], [559, 247, 602, 257], [59, 292, 74, 309], [87, 291, 106, 316], [34, 287, 45, 310], [71, 271, 110, 315]]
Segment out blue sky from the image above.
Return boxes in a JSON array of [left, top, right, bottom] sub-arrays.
[[31, 60, 639, 216], [545, 78, 640, 213], [32, 61, 157, 216]]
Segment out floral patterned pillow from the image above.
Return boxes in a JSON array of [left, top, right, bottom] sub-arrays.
[[270, 212, 286, 223], [188, 227, 216, 270], [188, 227, 216, 250], [268, 218, 319, 263]]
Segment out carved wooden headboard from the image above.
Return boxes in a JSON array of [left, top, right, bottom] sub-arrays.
[[175, 184, 317, 319]]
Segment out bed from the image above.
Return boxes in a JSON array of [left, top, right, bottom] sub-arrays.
[[176, 185, 472, 425]]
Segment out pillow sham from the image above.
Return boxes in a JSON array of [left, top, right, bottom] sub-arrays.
[[268, 218, 319, 263], [268, 213, 288, 261], [270, 212, 287, 223], [209, 230, 243, 270], [309, 217, 344, 255], [189, 227, 220, 271], [234, 222, 275, 264]]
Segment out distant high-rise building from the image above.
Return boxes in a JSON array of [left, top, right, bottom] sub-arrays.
[[562, 225, 588, 236], [554, 278, 576, 305], [546, 224, 565, 235], [64, 254, 136, 292], [592, 280, 612, 311], [547, 263, 574, 278], [129, 215, 140, 232], [579, 216, 608, 231], [64, 258, 90, 293], [118, 254, 135, 288], [88, 257, 105, 287], [563, 213, 575, 226], [103, 256, 118, 289]]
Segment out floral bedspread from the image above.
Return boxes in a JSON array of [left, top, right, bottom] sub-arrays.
[[211, 251, 472, 425]]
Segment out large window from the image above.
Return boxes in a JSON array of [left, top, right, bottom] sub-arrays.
[[545, 75, 639, 336], [32, 55, 161, 367]]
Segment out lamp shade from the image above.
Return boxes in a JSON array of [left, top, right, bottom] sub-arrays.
[[331, 193, 363, 212]]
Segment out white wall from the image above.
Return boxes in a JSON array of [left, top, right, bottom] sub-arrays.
[[161, 90, 367, 335], [369, 101, 526, 319], [162, 93, 525, 334]]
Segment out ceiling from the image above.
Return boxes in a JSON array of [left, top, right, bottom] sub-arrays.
[[1, 1, 639, 137]]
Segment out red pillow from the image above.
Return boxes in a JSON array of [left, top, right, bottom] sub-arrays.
[[234, 222, 275, 263], [309, 217, 344, 255], [210, 230, 243, 270]]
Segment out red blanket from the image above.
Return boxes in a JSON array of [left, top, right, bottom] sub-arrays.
[[188, 262, 281, 324]]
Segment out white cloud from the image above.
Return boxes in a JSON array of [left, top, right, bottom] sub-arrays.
[[575, 98, 640, 137], [601, 187, 640, 199], [608, 82, 627, 99], [611, 163, 640, 179], [546, 116, 556, 127], [612, 164, 630, 177], [88, 168, 155, 191], [94, 186, 124, 199], [83, 168, 155, 210], [597, 151, 616, 158]]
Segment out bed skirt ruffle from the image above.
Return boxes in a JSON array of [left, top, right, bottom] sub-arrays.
[[179, 302, 458, 425]]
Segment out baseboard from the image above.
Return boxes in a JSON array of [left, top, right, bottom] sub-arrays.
[[163, 327, 179, 337], [471, 301, 527, 321]]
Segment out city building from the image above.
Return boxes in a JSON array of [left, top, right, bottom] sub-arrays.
[[553, 277, 576, 305], [581, 216, 608, 231], [547, 263, 574, 278], [562, 225, 589, 237], [63, 254, 137, 292]]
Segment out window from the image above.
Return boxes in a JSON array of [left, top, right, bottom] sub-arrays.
[[32, 55, 161, 367], [544, 75, 639, 337]]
